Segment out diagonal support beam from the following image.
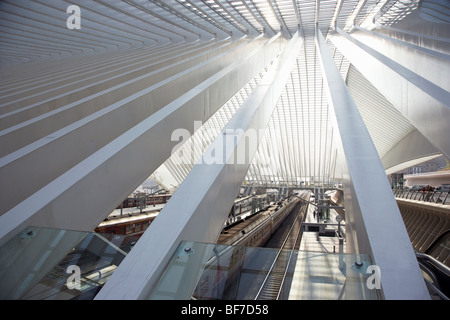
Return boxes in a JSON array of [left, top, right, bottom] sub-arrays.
[[315, 28, 429, 300], [96, 31, 302, 300], [0, 35, 285, 299], [329, 27, 450, 161], [0, 34, 284, 246]]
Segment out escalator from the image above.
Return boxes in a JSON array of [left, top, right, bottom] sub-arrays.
[[416, 252, 450, 300]]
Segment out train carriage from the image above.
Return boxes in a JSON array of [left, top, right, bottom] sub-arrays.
[[193, 191, 310, 299]]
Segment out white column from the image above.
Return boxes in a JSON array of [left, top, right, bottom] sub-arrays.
[[96, 32, 302, 300], [316, 28, 429, 299], [0, 35, 284, 246], [329, 27, 450, 161]]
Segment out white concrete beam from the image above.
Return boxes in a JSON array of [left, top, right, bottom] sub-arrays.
[[0, 40, 245, 158], [329, 27, 450, 161], [0, 39, 254, 216], [0, 35, 284, 246], [96, 32, 302, 300], [316, 28, 429, 300], [0, 42, 216, 116], [352, 27, 450, 90]]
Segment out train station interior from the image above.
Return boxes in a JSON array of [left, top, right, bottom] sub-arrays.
[[0, 0, 449, 301]]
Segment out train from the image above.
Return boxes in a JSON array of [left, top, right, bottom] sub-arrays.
[[93, 190, 309, 299], [95, 194, 172, 247], [192, 191, 310, 299], [117, 193, 172, 209], [219, 194, 302, 247], [94, 212, 158, 240], [95, 193, 271, 249], [225, 194, 268, 227]]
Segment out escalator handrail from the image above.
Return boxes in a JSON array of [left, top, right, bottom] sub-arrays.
[[416, 253, 450, 278], [416, 252, 450, 299]]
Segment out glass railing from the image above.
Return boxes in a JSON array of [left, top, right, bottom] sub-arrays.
[[1, 227, 380, 300], [0, 226, 130, 300], [149, 241, 380, 300]]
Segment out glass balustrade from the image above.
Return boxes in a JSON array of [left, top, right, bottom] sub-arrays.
[[149, 241, 380, 300], [0, 226, 129, 300], [0, 227, 379, 300]]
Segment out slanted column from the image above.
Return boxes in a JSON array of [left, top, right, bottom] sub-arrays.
[[96, 32, 302, 300], [0, 36, 285, 298], [315, 28, 429, 300], [329, 27, 450, 161], [0, 35, 283, 247]]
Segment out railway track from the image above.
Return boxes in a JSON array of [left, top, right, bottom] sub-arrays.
[[254, 202, 307, 300]]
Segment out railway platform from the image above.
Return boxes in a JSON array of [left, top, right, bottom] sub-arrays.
[[287, 198, 351, 299], [0, 196, 378, 300], [148, 197, 378, 300], [301, 203, 344, 251]]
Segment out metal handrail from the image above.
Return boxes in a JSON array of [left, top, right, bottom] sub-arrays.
[[416, 252, 450, 300], [416, 253, 450, 278], [277, 204, 308, 299], [393, 188, 450, 205]]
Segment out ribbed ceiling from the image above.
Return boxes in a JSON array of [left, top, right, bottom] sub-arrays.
[[0, 0, 433, 190], [0, 0, 419, 66], [346, 64, 415, 159]]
